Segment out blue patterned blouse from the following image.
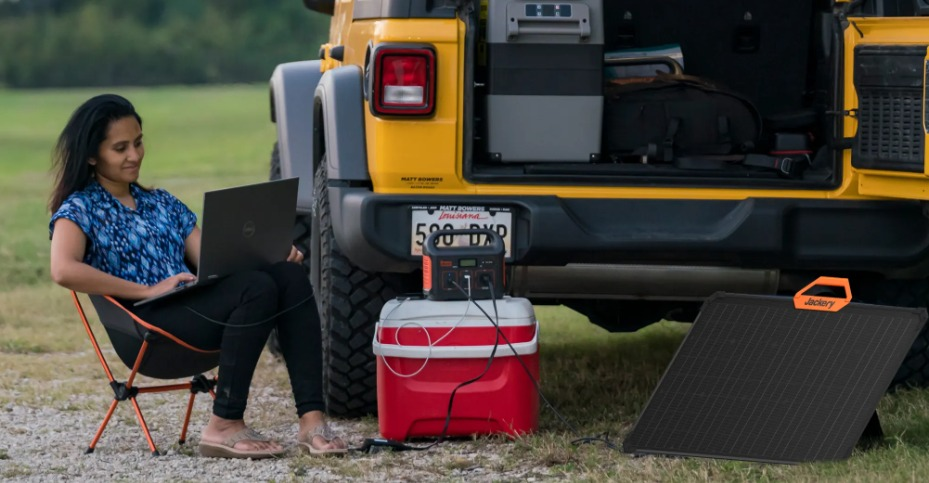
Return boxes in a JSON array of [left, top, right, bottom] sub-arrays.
[[49, 180, 198, 286]]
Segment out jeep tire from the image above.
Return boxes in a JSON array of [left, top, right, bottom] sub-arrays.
[[266, 147, 413, 415], [313, 160, 418, 416]]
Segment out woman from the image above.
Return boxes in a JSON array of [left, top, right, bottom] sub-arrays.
[[48, 94, 346, 459]]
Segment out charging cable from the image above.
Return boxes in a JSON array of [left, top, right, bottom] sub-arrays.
[[462, 281, 620, 450], [380, 321, 434, 379], [462, 286, 579, 433], [378, 296, 473, 379], [182, 294, 314, 328]]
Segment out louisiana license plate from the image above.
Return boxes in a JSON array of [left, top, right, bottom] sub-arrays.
[[410, 205, 513, 258]]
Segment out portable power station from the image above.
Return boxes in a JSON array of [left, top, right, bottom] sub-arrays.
[[422, 229, 505, 301]]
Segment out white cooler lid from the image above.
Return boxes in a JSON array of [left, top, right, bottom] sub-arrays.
[[378, 296, 536, 328]]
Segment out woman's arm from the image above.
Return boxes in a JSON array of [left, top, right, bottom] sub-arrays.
[[184, 226, 201, 270], [50, 218, 194, 299]]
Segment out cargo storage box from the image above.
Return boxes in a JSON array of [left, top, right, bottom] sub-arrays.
[[373, 296, 540, 440], [485, 0, 604, 162]]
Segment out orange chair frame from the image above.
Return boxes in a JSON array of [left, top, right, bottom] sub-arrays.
[[71, 291, 220, 456]]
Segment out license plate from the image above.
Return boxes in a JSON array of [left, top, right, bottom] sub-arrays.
[[411, 205, 513, 258]]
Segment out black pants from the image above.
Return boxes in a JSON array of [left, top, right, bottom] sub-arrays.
[[129, 262, 324, 420]]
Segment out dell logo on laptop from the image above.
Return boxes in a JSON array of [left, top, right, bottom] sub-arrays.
[[242, 221, 256, 238]]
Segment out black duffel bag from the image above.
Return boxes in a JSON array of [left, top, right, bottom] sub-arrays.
[[603, 74, 762, 162]]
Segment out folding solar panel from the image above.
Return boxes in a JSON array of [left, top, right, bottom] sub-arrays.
[[623, 278, 927, 463]]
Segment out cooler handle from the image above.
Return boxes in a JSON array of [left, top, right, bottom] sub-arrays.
[[506, 3, 591, 41], [373, 321, 539, 359], [793, 276, 852, 312]]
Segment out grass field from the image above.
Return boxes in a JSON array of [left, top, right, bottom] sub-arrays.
[[2, 85, 929, 481]]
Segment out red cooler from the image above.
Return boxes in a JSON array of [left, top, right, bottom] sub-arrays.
[[373, 296, 539, 440]]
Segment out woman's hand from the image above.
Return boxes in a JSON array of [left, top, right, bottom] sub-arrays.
[[147, 273, 197, 298], [287, 245, 305, 264]]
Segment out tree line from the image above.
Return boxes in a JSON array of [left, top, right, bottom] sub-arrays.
[[0, 0, 329, 88]]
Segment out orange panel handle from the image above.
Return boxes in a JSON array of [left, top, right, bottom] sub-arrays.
[[793, 276, 852, 312]]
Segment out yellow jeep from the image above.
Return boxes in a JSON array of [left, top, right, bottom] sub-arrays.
[[269, 0, 929, 416]]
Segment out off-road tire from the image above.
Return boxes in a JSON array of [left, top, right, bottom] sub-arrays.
[[314, 160, 417, 416], [269, 142, 282, 180], [265, 143, 314, 359], [855, 278, 929, 389]]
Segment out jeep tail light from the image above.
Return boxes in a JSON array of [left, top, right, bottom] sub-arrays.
[[372, 48, 436, 116]]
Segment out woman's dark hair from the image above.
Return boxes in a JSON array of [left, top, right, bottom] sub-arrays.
[[49, 94, 142, 212]]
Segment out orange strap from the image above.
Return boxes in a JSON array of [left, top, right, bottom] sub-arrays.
[[793, 276, 851, 312]]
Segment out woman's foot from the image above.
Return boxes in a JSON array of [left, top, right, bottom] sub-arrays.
[[297, 411, 348, 455], [199, 415, 285, 458]]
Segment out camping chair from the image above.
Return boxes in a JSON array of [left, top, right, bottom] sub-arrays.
[[71, 291, 220, 456]]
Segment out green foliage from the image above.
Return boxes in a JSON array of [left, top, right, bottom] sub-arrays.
[[0, 0, 330, 87]]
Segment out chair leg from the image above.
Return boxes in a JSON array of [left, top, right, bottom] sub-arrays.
[[75, 293, 223, 456], [179, 392, 197, 445], [128, 396, 160, 456], [86, 399, 119, 454], [180, 374, 218, 445]]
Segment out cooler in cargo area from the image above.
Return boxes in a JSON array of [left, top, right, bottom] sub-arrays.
[[485, 0, 604, 162]]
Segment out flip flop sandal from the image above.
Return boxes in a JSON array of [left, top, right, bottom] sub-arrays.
[[198, 427, 286, 459], [298, 423, 348, 456]]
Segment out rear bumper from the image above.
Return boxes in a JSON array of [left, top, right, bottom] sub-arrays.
[[329, 186, 929, 277]]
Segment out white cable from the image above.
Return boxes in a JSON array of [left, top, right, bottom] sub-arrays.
[[378, 289, 474, 379], [377, 297, 428, 378], [380, 321, 433, 379], [430, 297, 471, 347]]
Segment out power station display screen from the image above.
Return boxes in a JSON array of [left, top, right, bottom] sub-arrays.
[[459, 258, 477, 268]]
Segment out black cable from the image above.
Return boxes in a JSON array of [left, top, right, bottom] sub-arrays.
[[182, 294, 314, 328], [469, 279, 621, 451], [464, 280, 581, 437], [420, 279, 501, 448], [570, 432, 621, 450]]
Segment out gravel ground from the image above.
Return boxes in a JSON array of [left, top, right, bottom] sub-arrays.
[[1, 401, 340, 481], [0, 360, 556, 482]]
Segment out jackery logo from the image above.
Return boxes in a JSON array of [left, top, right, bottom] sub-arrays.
[[804, 297, 835, 310]]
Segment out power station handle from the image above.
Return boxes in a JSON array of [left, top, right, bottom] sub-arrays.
[[424, 228, 504, 253], [793, 276, 852, 312], [506, 3, 591, 40]]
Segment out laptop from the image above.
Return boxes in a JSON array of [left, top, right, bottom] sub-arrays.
[[134, 177, 299, 307]]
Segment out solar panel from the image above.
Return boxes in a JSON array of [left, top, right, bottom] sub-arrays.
[[623, 292, 927, 463]]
